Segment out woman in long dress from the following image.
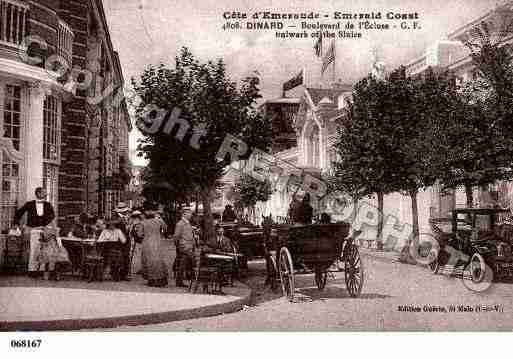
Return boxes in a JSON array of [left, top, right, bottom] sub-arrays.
[[128, 210, 144, 276], [137, 201, 168, 287]]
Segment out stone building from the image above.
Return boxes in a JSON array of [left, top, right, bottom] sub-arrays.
[[58, 0, 131, 221], [0, 0, 131, 243]]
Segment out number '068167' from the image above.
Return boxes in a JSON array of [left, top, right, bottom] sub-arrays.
[[10, 339, 42, 349]]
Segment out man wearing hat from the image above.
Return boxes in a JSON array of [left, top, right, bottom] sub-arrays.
[[113, 202, 132, 280], [173, 207, 195, 287]]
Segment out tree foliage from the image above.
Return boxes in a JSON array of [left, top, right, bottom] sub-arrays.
[[233, 174, 273, 209], [133, 48, 271, 239]]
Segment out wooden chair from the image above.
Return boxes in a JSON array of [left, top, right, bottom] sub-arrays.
[[3, 235, 27, 274], [82, 242, 104, 282]]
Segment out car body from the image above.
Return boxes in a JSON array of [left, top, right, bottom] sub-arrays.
[[430, 208, 513, 282]]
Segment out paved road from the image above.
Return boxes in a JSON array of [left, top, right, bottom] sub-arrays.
[[113, 254, 513, 331]]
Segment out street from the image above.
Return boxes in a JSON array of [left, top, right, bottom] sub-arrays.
[[112, 254, 513, 331]]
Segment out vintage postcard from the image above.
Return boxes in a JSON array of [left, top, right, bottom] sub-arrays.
[[1, 0, 513, 340]]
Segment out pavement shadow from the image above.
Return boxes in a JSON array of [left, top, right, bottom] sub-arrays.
[[296, 287, 392, 302]]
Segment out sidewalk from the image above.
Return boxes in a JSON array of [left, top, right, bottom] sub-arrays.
[[0, 274, 251, 331]]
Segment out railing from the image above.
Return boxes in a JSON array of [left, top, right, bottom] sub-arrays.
[[0, 0, 28, 47], [58, 19, 74, 66]]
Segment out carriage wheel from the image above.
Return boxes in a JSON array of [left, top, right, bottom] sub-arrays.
[[269, 255, 279, 291], [344, 244, 364, 298], [314, 269, 327, 290], [429, 253, 440, 274], [279, 247, 295, 301]]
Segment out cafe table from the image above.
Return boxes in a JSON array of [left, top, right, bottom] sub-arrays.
[[59, 236, 96, 277]]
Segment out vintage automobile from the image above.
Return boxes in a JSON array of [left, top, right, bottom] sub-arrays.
[[429, 208, 513, 282]]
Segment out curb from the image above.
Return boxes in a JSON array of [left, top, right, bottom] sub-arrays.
[[0, 282, 252, 331]]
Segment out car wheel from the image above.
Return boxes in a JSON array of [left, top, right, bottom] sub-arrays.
[[470, 253, 486, 283]]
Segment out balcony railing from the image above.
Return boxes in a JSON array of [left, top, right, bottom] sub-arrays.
[[0, 0, 28, 47], [57, 19, 74, 66]]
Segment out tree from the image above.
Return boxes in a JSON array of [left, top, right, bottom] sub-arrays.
[[133, 48, 271, 240], [233, 174, 273, 223], [438, 20, 513, 208], [332, 74, 408, 248]]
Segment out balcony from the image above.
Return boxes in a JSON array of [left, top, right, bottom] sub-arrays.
[[57, 19, 74, 66], [0, 0, 28, 48]]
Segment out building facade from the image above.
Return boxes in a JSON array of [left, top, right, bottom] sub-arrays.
[[58, 0, 131, 222], [0, 0, 131, 245], [0, 0, 74, 238], [405, 1, 513, 219]]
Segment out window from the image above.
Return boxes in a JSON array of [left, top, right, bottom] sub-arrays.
[[3, 85, 22, 151], [0, 150, 20, 235], [43, 95, 59, 162], [43, 163, 58, 211]]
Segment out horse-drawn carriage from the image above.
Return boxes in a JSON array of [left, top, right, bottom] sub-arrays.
[[266, 222, 364, 302]]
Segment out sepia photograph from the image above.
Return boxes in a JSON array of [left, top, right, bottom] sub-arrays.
[[1, 0, 513, 348]]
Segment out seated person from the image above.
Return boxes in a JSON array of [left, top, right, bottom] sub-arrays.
[[205, 224, 239, 283], [222, 205, 237, 222], [97, 220, 127, 281], [293, 193, 313, 225], [206, 224, 237, 254], [68, 215, 87, 238]]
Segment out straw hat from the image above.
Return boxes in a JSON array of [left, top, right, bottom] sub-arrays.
[[114, 202, 131, 213]]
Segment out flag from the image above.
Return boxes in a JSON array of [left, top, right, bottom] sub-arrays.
[[314, 32, 322, 57], [321, 40, 335, 75], [283, 69, 304, 92]]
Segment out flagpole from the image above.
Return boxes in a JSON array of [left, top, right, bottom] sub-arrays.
[[332, 39, 336, 87]]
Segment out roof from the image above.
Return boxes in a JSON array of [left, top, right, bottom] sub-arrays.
[[447, 2, 513, 41], [306, 87, 350, 106], [264, 98, 301, 105]]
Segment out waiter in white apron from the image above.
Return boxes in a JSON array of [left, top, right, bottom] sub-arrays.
[[14, 187, 56, 277]]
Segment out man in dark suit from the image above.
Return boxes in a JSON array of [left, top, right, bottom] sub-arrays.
[[14, 187, 55, 277]]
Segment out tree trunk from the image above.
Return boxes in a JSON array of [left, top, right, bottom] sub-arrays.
[[200, 188, 215, 242], [377, 191, 384, 250], [400, 189, 419, 265], [465, 184, 473, 208], [410, 189, 419, 244]]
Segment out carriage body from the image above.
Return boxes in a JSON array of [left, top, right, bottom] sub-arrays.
[[276, 223, 350, 270], [269, 222, 363, 301]]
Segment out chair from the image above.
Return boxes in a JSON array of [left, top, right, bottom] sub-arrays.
[[2, 235, 27, 274], [189, 251, 234, 294], [82, 242, 104, 282], [101, 242, 124, 281]]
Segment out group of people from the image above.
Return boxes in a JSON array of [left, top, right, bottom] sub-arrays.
[[11, 185, 238, 288], [68, 200, 170, 287]]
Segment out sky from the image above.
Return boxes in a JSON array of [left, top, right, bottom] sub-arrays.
[[101, 0, 502, 165]]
